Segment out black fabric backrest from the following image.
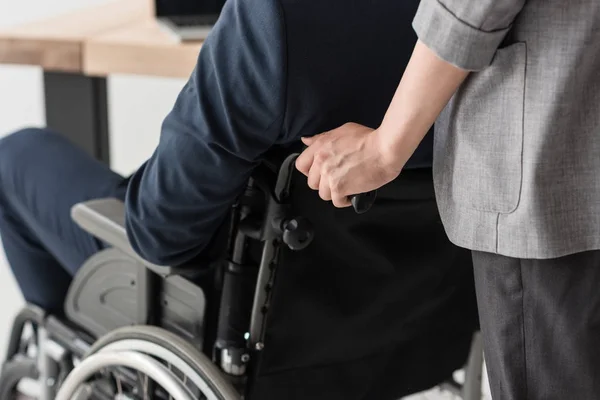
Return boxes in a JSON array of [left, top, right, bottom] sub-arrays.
[[278, 0, 433, 167], [246, 164, 478, 399]]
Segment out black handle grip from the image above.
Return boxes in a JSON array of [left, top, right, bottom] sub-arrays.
[[350, 191, 377, 214]]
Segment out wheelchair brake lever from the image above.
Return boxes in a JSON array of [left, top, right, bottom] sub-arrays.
[[349, 191, 377, 214]]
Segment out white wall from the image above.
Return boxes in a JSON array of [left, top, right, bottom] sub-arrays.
[[107, 74, 185, 175], [0, 1, 489, 399]]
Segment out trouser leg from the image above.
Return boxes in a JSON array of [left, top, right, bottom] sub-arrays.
[[473, 250, 600, 400], [0, 128, 127, 312]]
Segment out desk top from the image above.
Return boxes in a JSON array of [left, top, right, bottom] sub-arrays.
[[0, 0, 150, 73], [0, 0, 203, 79], [84, 19, 202, 79]]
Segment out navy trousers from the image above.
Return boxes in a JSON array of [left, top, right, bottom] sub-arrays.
[[0, 128, 127, 313]]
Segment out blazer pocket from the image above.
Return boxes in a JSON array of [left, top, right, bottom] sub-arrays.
[[440, 42, 527, 214]]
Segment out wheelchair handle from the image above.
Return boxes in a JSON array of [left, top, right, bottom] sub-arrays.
[[349, 191, 377, 214], [291, 150, 377, 214]]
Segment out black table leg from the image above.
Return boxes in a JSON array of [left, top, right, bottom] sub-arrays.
[[43, 71, 110, 164]]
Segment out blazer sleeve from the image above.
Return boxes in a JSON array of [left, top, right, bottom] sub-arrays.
[[124, 0, 286, 266], [412, 0, 527, 70]]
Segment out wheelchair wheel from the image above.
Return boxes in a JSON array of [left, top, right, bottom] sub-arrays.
[[0, 358, 38, 399], [55, 325, 240, 400]]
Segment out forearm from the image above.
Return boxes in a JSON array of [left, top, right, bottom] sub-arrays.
[[378, 40, 469, 169]]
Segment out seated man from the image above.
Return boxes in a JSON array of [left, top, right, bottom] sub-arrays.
[[0, 0, 478, 399]]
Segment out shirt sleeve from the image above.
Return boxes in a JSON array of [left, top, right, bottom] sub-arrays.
[[124, 0, 286, 266], [412, 0, 527, 71]]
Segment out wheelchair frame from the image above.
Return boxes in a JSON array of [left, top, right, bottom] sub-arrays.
[[1, 152, 318, 399], [0, 152, 483, 400]]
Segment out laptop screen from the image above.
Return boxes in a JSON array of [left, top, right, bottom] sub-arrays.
[[155, 0, 226, 17]]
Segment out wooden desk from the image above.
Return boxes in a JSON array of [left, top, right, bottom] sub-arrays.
[[85, 19, 202, 79], [0, 0, 150, 72], [0, 0, 153, 163]]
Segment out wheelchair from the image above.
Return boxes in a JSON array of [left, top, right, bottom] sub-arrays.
[[0, 152, 484, 400]]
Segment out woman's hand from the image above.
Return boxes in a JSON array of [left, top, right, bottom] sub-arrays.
[[295, 41, 470, 208], [295, 123, 403, 208]]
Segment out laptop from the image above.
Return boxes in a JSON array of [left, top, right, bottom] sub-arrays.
[[155, 0, 227, 41]]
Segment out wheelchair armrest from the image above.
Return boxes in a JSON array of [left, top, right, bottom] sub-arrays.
[[71, 198, 174, 276]]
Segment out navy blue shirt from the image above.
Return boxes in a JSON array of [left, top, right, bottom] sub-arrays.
[[125, 0, 432, 266]]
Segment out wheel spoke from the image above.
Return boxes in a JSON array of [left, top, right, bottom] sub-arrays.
[[168, 362, 173, 400], [115, 374, 123, 395], [72, 383, 94, 400], [143, 374, 149, 400]]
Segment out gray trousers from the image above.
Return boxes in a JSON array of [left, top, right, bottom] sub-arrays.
[[473, 251, 600, 400]]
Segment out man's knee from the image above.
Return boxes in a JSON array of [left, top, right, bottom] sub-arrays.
[[0, 127, 55, 178], [0, 127, 55, 159], [0, 128, 56, 206]]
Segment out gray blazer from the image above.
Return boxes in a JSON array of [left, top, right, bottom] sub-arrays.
[[412, 0, 600, 259]]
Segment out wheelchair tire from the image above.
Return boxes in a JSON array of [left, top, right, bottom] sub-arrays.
[[86, 325, 240, 400], [0, 358, 38, 400]]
